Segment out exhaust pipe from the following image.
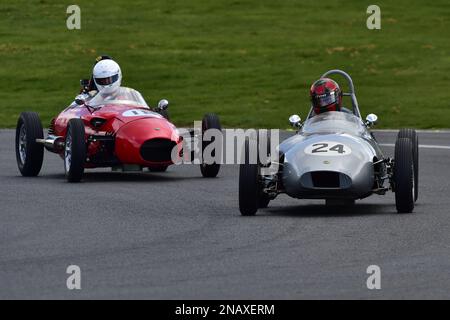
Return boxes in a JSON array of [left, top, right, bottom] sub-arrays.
[[36, 135, 64, 152]]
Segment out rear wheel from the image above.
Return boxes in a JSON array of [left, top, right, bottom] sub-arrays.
[[64, 119, 86, 182], [398, 129, 418, 201], [200, 113, 221, 178], [394, 138, 414, 213], [15, 112, 44, 176]]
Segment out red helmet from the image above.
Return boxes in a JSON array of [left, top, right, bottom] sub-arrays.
[[310, 78, 342, 114]]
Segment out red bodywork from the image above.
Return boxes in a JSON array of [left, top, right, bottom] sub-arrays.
[[52, 103, 182, 169]]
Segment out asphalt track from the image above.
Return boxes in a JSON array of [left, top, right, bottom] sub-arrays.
[[1, 129, 449, 299]]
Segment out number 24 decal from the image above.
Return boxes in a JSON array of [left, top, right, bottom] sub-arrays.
[[305, 142, 351, 156], [312, 143, 345, 154]]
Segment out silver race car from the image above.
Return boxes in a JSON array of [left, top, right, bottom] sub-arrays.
[[239, 70, 418, 215]]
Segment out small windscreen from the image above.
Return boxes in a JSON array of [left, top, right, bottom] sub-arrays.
[[302, 111, 365, 136], [88, 87, 149, 108]]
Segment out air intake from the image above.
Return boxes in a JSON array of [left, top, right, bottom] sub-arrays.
[[311, 171, 340, 188], [140, 139, 176, 162]]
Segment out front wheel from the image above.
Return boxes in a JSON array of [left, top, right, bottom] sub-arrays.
[[398, 129, 418, 201], [239, 138, 263, 216], [200, 113, 222, 178], [64, 119, 86, 182], [15, 112, 44, 177], [394, 138, 415, 213]]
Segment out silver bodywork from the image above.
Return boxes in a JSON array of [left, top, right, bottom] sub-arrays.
[[279, 112, 384, 199], [278, 70, 386, 200]]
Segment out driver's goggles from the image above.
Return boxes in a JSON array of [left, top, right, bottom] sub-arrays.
[[95, 74, 119, 86]]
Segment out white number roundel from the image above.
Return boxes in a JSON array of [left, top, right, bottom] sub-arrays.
[[122, 109, 162, 118], [304, 142, 352, 156]]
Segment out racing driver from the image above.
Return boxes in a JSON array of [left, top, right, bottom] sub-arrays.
[[71, 55, 122, 106], [310, 78, 352, 115]]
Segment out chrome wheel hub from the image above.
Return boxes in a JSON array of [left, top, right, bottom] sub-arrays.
[[19, 125, 27, 164], [65, 130, 72, 171]]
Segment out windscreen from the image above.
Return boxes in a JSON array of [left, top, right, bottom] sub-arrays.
[[301, 111, 366, 136], [88, 87, 149, 108]]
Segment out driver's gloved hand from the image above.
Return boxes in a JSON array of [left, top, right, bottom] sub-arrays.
[[80, 79, 90, 93]]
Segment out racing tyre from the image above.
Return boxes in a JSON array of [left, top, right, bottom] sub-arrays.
[[15, 112, 44, 176], [398, 129, 418, 201], [148, 165, 168, 172], [64, 118, 86, 182], [200, 113, 221, 178], [239, 138, 261, 216], [394, 138, 414, 213]]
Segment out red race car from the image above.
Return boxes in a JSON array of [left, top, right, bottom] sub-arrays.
[[15, 87, 221, 182]]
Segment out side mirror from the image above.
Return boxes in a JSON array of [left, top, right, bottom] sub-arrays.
[[365, 113, 378, 127], [157, 99, 169, 110], [289, 114, 302, 128]]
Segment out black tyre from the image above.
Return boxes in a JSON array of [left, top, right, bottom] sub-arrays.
[[394, 138, 415, 213], [200, 113, 221, 178], [64, 119, 86, 182], [15, 112, 44, 176], [148, 165, 168, 172], [398, 128, 418, 201], [239, 138, 262, 216]]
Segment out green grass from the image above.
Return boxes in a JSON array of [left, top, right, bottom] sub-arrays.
[[0, 0, 449, 128]]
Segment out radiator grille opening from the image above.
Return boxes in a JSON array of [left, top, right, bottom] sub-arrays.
[[140, 139, 176, 162], [311, 171, 340, 188]]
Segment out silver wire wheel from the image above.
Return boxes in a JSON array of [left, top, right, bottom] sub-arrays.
[[64, 118, 86, 182], [64, 127, 72, 173], [18, 124, 27, 165]]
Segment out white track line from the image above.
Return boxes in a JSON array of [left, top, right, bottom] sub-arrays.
[[380, 143, 450, 150], [373, 130, 450, 133]]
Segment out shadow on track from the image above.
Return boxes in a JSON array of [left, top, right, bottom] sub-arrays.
[[257, 203, 397, 218], [13, 170, 206, 184]]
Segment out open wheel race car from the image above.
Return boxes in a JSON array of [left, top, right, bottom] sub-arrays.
[[239, 69, 419, 215], [15, 87, 221, 182]]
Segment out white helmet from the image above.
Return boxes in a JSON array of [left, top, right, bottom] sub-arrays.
[[93, 59, 122, 95]]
